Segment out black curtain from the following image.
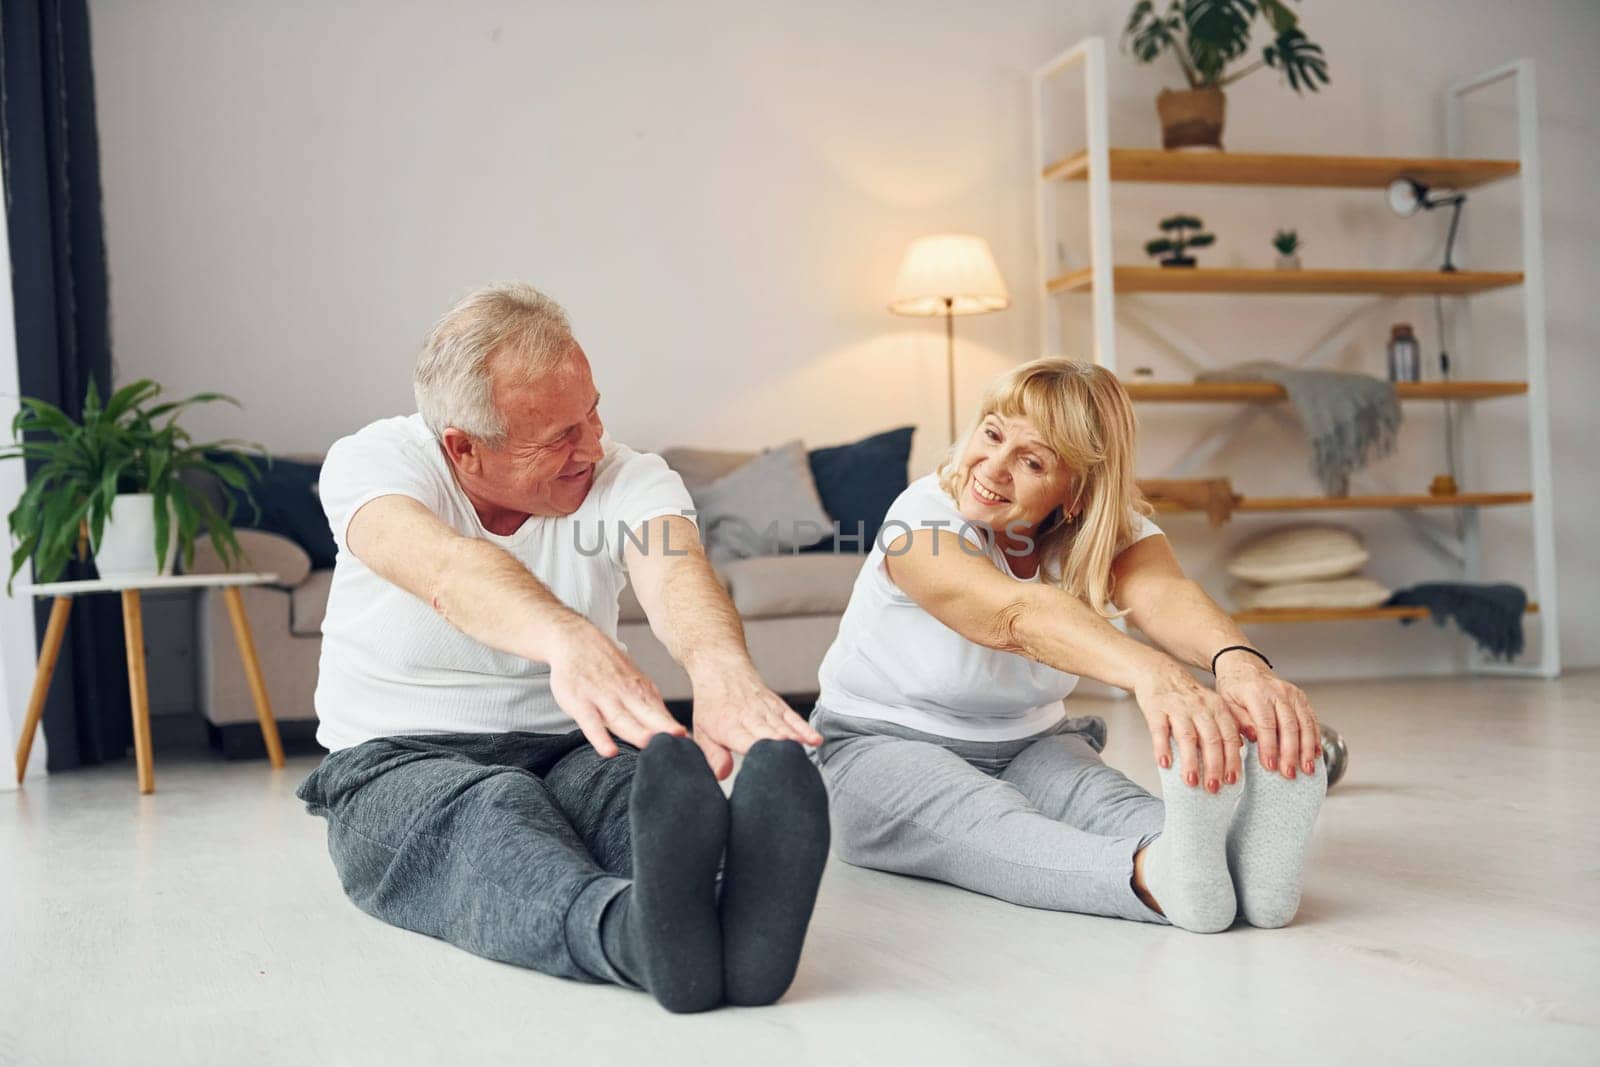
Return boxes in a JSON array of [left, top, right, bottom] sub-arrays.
[[1, 0, 131, 770]]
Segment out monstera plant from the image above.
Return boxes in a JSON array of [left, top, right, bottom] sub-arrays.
[[2, 378, 264, 592], [1123, 0, 1330, 149]]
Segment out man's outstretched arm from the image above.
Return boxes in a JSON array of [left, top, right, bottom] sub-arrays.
[[345, 493, 685, 755], [624, 514, 822, 778]]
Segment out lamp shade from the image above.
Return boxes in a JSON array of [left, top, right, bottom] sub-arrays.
[[888, 234, 1011, 317]]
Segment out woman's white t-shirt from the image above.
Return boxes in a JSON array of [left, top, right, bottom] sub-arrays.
[[816, 474, 1162, 742], [312, 414, 694, 752]]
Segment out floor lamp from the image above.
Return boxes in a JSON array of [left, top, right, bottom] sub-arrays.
[[888, 234, 1011, 443]]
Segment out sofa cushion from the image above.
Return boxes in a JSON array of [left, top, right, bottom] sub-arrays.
[[210, 451, 338, 569], [693, 441, 833, 560], [719, 553, 865, 619], [1226, 524, 1369, 584], [189, 529, 313, 587], [290, 569, 335, 635], [661, 446, 756, 491], [801, 426, 915, 554]]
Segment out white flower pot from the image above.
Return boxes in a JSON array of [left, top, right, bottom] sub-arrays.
[[93, 493, 176, 579], [1275, 253, 1302, 270]]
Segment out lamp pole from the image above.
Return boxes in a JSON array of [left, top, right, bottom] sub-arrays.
[[944, 297, 956, 444]]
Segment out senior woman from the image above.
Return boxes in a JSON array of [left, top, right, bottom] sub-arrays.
[[813, 358, 1327, 933]]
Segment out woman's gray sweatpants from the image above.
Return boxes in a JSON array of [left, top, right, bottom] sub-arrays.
[[813, 706, 1168, 924]]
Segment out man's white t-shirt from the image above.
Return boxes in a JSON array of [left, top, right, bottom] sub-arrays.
[[816, 474, 1162, 742], [312, 413, 694, 752]]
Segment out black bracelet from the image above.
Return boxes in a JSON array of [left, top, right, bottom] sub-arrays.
[[1211, 645, 1272, 675]]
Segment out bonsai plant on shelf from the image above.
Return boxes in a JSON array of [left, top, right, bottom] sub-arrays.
[[1122, 0, 1331, 150], [2, 378, 264, 593], [1272, 227, 1302, 268], [1145, 214, 1215, 267]]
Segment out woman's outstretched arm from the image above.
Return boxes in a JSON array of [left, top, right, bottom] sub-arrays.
[[884, 529, 1241, 791], [1110, 534, 1322, 779]]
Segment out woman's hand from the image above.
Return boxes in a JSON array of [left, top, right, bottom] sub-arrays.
[[1132, 661, 1242, 793], [1213, 652, 1321, 779]]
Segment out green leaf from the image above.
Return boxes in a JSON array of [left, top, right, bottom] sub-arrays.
[[103, 379, 162, 422], [1264, 26, 1329, 93], [7, 534, 39, 595], [1257, 0, 1297, 34], [1187, 233, 1216, 247], [152, 485, 172, 572]]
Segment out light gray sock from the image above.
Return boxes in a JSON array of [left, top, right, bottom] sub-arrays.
[[1226, 741, 1327, 928], [1141, 743, 1242, 934]]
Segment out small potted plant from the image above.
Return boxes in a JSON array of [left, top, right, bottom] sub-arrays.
[[2, 378, 264, 592], [1273, 228, 1303, 269], [1144, 214, 1215, 267], [1122, 0, 1330, 150]]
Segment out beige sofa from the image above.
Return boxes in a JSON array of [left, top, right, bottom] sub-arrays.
[[191, 528, 864, 754]]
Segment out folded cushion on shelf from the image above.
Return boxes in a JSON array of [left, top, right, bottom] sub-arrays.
[[1226, 524, 1369, 584], [1232, 576, 1392, 611]]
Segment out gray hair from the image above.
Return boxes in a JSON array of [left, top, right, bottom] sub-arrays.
[[413, 282, 574, 445]]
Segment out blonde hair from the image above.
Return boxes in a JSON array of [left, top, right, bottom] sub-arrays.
[[413, 282, 574, 445], [936, 358, 1150, 618]]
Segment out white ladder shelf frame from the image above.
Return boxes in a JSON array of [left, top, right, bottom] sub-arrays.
[[1031, 38, 1561, 678]]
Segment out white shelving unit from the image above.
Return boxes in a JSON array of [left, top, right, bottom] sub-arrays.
[[1030, 37, 1560, 678]]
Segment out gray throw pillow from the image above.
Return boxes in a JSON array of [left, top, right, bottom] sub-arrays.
[[661, 446, 757, 492], [692, 441, 833, 560]]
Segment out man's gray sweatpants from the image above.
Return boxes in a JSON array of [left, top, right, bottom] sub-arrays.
[[812, 706, 1168, 924], [295, 730, 637, 986]]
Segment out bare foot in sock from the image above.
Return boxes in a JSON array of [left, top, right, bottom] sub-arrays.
[[1227, 740, 1326, 928], [1138, 742, 1243, 933], [719, 739, 831, 1006], [603, 734, 728, 1013]]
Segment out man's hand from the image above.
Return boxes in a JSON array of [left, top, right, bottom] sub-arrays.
[[688, 658, 823, 780], [547, 619, 686, 758], [1213, 652, 1321, 779]]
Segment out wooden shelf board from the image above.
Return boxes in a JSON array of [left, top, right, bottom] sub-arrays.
[[1047, 266, 1524, 296], [1125, 381, 1528, 402], [1232, 602, 1539, 625], [1151, 492, 1532, 515], [1042, 148, 1520, 190]]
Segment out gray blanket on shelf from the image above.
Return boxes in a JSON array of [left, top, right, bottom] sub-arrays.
[[1385, 582, 1528, 660], [1197, 362, 1401, 495]]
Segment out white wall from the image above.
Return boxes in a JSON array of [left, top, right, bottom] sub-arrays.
[[86, 0, 1599, 677]]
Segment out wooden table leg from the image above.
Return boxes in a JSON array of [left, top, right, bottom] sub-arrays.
[[222, 585, 285, 769], [15, 596, 73, 784], [120, 589, 155, 795]]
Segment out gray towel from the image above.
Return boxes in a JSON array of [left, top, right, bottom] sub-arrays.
[[1385, 582, 1527, 660], [1197, 362, 1401, 495]]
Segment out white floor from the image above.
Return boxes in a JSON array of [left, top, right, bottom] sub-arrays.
[[3, 672, 1598, 1067]]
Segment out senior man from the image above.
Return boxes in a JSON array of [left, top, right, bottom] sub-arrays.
[[294, 283, 830, 1014]]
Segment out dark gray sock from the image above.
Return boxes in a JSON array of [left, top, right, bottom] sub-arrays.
[[719, 739, 831, 1006], [600, 734, 727, 1014]]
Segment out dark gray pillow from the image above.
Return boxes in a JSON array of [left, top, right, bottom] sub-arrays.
[[691, 441, 832, 560]]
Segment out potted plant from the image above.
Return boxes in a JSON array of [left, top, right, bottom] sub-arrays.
[[2, 378, 264, 592], [1272, 228, 1302, 268], [1122, 0, 1330, 150], [1144, 214, 1215, 267]]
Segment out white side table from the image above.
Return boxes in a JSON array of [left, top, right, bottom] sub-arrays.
[[12, 573, 284, 794]]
